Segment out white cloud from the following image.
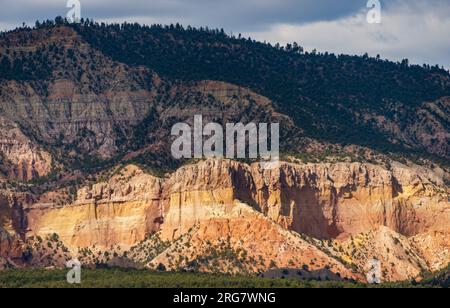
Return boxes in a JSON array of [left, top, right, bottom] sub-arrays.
[[0, 0, 363, 31], [246, 1, 450, 68], [0, 0, 448, 68], [0, 22, 16, 32]]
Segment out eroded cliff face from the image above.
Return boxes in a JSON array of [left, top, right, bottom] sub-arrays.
[[0, 190, 31, 236], [152, 203, 358, 280], [0, 27, 163, 159], [0, 190, 32, 269], [0, 117, 52, 181], [323, 226, 428, 282], [0, 227, 23, 269], [412, 230, 450, 272], [23, 159, 449, 281], [26, 165, 163, 249], [0, 27, 300, 164], [0, 25, 449, 283], [161, 160, 449, 240]]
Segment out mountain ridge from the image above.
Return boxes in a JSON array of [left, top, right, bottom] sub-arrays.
[[0, 20, 448, 283]]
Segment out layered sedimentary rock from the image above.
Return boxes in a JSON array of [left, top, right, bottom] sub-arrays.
[[0, 117, 52, 181], [0, 190, 30, 268], [327, 226, 429, 282], [161, 160, 449, 240], [23, 159, 449, 281], [152, 202, 358, 280], [412, 230, 450, 272], [0, 27, 297, 162], [0, 190, 31, 235], [0, 227, 23, 269], [26, 166, 163, 249], [0, 25, 448, 282]]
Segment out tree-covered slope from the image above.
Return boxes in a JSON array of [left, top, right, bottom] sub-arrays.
[[0, 18, 449, 163], [65, 19, 450, 156]]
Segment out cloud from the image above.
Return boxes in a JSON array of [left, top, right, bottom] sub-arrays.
[[0, 22, 13, 32], [247, 0, 450, 68], [0, 0, 363, 31], [0, 0, 449, 68]]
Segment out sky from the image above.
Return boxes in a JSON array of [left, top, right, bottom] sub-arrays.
[[0, 0, 449, 69]]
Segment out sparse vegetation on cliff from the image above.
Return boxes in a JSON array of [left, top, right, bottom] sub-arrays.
[[1, 19, 449, 179], [0, 19, 448, 287]]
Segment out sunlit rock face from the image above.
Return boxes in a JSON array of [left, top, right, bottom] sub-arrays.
[[21, 160, 449, 281]]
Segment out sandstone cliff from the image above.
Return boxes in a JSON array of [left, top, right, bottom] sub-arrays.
[[0, 24, 449, 285], [161, 160, 449, 240], [0, 227, 23, 269], [0, 117, 52, 181], [23, 159, 449, 282], [26, 165, 163, 250]]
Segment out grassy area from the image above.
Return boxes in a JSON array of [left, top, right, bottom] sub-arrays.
[[0, 268, 447, 288]]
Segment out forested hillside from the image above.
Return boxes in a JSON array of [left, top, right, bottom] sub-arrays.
[[0, 18, 449, 168], [65, 19, 450, 156]]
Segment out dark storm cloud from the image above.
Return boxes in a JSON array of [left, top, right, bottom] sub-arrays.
[[0, 0, 449, 69], [0, 0, 364, 31]]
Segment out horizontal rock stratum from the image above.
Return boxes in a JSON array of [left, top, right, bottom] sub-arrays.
[[0, 22, 449, 285], [21, 159, 449, 282]]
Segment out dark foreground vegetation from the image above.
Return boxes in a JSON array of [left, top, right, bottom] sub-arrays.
[[0, 266, 448, 288]]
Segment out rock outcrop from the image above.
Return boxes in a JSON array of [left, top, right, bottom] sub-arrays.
[[23, 159, 449, 281], [161, 160, 449, 240], [0, 26, 163, 159], [0, 24, 449, 283], [0, 228, 23, 269], [0, 117, 52, 181], [412, 230, 450, 272], [0, 190, 31, 235], [326, 226, 428, 282], [0, 27, 298, 163], [151, 202, 358, 280], [26, 165, 163, 249]]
